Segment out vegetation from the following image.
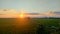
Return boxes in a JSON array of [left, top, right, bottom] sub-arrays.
[[0, 18, 60, 34]]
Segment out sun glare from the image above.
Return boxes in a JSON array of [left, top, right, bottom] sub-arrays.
[[19, 9, 26, 18], [20, 13, 24, 18]]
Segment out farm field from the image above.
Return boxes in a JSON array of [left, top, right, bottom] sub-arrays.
[[0, 18, 60, 34]]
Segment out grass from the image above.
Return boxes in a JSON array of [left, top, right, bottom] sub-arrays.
[[0, 18, 60, 34]]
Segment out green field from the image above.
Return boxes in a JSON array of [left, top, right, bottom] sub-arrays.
[[0, 18, 60, 34]]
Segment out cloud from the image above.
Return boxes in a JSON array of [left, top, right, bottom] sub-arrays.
[[0, 9, 17, 15]]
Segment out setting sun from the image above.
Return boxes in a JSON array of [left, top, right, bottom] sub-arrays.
[[19, 9, 26, 18], [20, 13, 25, 18]]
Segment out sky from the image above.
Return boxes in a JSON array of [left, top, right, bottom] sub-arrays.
[[0, 0, 60, 13]]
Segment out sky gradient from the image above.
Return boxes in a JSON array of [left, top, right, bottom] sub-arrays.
[[0, 0, 60, 13]]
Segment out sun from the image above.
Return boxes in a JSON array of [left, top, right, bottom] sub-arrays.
[[19, 9, 26, 18], [20, 14, 23, 17], [20, 13, 24, 18]]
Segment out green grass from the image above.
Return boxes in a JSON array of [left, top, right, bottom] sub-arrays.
[[0, 18, 60, 34], [32, 18, 60, 26]]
